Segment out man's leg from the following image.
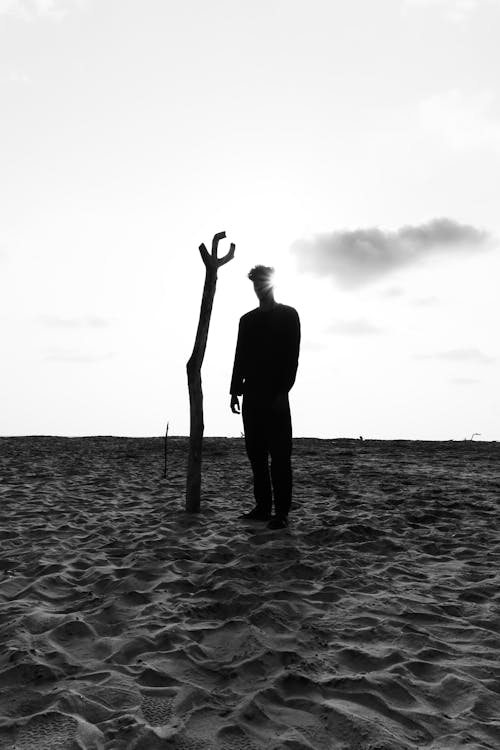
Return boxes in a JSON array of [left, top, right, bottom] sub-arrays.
[[269, 393, 293, 517], [242, 394, 272, 514]]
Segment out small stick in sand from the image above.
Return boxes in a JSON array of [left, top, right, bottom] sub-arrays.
[[163, 422, 169, 479]]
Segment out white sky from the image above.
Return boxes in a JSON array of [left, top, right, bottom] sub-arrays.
[[1, 0, 499, 440]]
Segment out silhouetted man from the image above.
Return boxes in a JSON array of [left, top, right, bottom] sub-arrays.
[[230, 265, 301, 530]]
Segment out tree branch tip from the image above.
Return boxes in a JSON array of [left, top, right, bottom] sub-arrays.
[[217, 245, 236, 266], [199, 243, 211, 265], [211, 231, 227, 257]]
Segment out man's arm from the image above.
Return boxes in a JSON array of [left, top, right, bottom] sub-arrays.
[[281, 308, 301, 392], [229, 319, 245, 410]]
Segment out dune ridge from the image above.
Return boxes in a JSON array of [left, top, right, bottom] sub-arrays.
[[0, 435, 499, 749]]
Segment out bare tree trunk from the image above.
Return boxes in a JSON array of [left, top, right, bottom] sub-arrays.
[[185, 232, 235, 513]]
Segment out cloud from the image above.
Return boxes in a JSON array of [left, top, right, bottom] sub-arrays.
[[327, 318, 382, 336], [40, 315, 110, 328], [412, 295, 440, 306], [419, 89, 500, 153], [404, 0, 500, 22], [290, 218, 493, 289], [417, 348, 495, 364], [0, 0, 86, 21], [380, 286, 405, 298], [450, 377, 480, 385]]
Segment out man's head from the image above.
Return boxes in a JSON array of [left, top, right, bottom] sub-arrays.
[[248, 265, 275, 302]]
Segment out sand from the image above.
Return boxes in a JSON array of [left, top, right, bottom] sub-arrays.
[[0, 435, 499, 750]]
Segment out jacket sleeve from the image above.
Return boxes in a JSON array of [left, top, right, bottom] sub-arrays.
[[281, 308, 301, 392], [230, 318, 245, 396]]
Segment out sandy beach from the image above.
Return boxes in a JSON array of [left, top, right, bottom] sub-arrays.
[[0, 435, 499, 749]]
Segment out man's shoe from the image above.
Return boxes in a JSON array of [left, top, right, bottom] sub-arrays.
[[241, 507, 272, 521], [267, 515, 288, 530]]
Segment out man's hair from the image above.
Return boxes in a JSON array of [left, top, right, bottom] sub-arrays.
[[247, 265, 275, 283]]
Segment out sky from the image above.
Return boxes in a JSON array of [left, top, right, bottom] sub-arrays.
[[1, 0, 499, 440]]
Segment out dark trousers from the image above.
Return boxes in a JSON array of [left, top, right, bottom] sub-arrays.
[[242, 391, 293, 517]]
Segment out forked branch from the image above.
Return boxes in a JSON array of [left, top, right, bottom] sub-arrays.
[[199, 231, 236, 269]]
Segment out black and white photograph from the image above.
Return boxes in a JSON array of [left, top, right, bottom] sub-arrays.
[[1, 1, 499, 748]]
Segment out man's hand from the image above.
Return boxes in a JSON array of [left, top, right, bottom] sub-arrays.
[[230, 395, 240, 414]]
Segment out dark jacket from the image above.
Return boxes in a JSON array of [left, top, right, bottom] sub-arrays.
[[230, 303, 301, 398]]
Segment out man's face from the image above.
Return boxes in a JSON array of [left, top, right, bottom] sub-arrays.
[[253, 278, 274, 301]]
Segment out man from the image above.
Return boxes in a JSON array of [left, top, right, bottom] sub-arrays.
[[230, 265, 301, 530]]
